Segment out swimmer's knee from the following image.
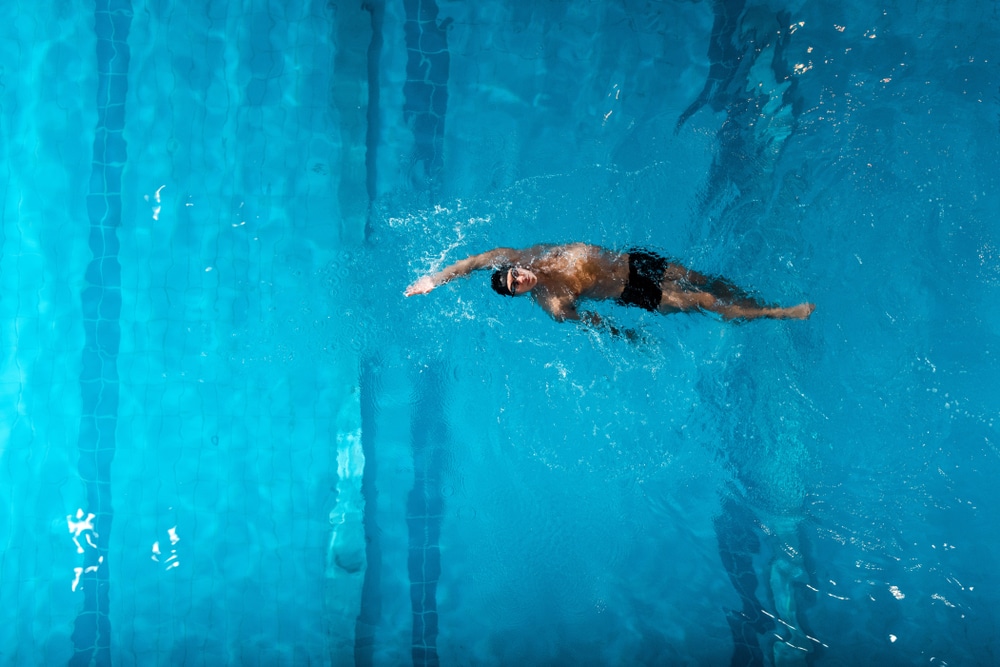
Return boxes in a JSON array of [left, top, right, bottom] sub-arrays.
[[693, 292, 716, 309]]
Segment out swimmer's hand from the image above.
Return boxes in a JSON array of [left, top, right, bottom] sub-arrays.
[[404, 275, 437, 296], [581, 311, 644, 344], [607, 324, 645, 344]]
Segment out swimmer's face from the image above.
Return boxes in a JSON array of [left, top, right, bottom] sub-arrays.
[[507, 267, 537, 296]]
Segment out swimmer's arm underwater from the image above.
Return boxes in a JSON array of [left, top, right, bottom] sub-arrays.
[[541, 296, 641, 342], [405, 247, 526, 296], [580, 311, 643, 343]]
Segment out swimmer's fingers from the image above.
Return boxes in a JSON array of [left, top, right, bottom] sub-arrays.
[[404, 275, 437, 296]]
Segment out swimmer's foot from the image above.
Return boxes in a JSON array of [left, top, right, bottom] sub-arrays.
[[782, 303, 815, 320]]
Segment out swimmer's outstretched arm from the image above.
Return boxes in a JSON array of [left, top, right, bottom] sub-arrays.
[[404, 247, 527, 296]]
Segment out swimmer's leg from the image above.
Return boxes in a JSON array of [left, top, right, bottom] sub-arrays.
[[664, 264, 761, 308], [715, 301, 816, 321], [659, 288, 814, 320], [663, 263, 712, 287]]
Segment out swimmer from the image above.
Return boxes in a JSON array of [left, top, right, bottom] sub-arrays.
[[405, 243, 814, 332]]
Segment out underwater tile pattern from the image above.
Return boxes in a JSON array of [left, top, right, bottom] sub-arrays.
[[70, 1, 132, 665], [407, 366, 446, 667], [398, 0, 451, 663], [402, 0, 450, 190]]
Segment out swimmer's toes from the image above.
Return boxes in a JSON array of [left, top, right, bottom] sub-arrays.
[[795, 303, 816, 319]]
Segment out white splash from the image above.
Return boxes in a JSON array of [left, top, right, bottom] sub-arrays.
[[67, 509, 97, 554]]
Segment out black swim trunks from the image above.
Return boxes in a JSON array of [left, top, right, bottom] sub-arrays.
[[618, 249, 668, 312]]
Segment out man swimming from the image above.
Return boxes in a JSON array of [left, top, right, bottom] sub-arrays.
[[404, 243, 814, 329]]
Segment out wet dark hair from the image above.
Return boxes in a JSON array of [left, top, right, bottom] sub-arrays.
[[490, 265, 514, 296]]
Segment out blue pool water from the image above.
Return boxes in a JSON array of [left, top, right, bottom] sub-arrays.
[[1, 0, 998, 665]]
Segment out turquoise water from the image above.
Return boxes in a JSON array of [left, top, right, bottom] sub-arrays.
[[1, 0, 998, 665]]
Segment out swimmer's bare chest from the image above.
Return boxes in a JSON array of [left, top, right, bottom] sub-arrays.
[[536, 245, 628, 301]]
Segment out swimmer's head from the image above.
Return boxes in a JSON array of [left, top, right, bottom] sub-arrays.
[[491, 266, 514, 296], [491, 266, 536, 297]]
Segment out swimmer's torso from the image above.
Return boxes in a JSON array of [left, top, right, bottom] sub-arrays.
[[526, 243, 629, 301]]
